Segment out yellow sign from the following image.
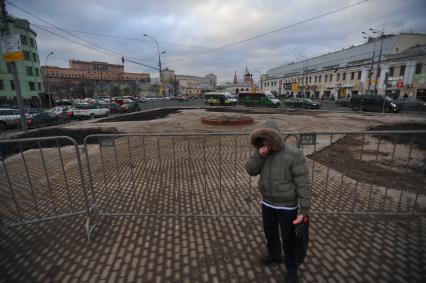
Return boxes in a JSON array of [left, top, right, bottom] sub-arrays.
[[3, 51, 24, 62], [291, 82, 299, 92], [251, 85, 256, 92]]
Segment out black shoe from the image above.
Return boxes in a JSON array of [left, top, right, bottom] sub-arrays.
[[286, 271, 298, 283], [259, 254, 284, 266]]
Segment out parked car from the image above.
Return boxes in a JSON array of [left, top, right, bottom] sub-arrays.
[[394, 97, 426, 112], [49, 106, 74, 117], [120, 101, 140, 113], [335, 97, 352, 107], [351, 94, 398, 113], [108, 102, 121, 114], [26, 112, 69, 128], [284, 98, 320, 109], [0, 108, 20, 130], [73, 105, 110, 119]]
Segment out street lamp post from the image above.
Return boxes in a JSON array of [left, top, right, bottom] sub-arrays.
[[362, 32, 376, 94], [143, 34, 166, 97], [45, 51, 54, 107], [296, 54, 309, 97], [370, 28, 385, 94], [363, 27, 385, 94]]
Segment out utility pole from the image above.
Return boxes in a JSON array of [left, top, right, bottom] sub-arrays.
[[372, 27, 385, 94], [1, 0, 27, 130]]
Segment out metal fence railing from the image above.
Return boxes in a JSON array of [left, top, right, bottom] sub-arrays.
[[1, 131, 425, 239], [0, 136, 92, 239], [83, 131, 426, 220]]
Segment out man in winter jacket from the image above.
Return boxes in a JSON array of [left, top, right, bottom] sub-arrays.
[[246, 120, 311, 282]]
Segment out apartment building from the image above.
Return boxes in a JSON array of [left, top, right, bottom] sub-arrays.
[[0, 16, 43, 105], [42, 60, 150, 97]]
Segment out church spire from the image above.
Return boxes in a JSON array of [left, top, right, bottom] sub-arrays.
[[233, 71, 238, 84]]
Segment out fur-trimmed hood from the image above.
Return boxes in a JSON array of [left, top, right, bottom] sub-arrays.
[[249, 120, 283, 152]]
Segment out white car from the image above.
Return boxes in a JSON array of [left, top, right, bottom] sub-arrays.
[[0, 108, 21, 130], [73, 105, 110, 119]]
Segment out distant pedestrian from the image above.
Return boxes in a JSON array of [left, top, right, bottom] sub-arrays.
[[246, 120, 311, 283]]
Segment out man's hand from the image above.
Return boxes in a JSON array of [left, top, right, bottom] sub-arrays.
[[259, 145, 271, 156], [292, 215, 305, 225]]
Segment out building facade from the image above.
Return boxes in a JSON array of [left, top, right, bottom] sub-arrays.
[[262, 33, 426, 100], [222, 67, 257, 94], [42, 60, 150, 98], [0, 16, 44, 106], [158, 68, 217, 96]]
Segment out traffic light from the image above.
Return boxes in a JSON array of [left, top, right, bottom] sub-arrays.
[[121, 57, 125, 64]]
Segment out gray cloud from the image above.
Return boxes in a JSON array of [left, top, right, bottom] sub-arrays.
[[7, 0, 426, 83]]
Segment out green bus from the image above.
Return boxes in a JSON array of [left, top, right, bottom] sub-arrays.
[[204, 92, 238, 106], [238, 91, 281, 107]]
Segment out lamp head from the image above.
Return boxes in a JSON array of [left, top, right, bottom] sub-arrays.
[[143, 34, 148, 37]]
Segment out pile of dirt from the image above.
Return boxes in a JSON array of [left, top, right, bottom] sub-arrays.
[[1, 127, 119, 158], [308, 123, 426, 192], [369, 123, 426, 150], [99, 108, 183, 122]]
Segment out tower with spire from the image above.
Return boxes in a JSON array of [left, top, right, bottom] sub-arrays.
[[233, 71, 238, 84], [243, 65, 254, 85]]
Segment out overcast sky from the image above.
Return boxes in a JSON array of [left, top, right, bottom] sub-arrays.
[[6, 0, 426, 83]]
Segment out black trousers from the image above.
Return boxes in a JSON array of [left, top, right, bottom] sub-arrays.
[[262, 203, 298, 272]]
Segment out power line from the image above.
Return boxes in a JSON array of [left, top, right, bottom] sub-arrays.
[[169, 0, 371, 63], [6, 0, 157, 69], [31, 23, 289, 59]]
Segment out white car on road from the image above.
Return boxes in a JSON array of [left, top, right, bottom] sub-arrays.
[[73, 105, 110, 119]]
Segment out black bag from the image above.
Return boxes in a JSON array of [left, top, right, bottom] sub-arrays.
[[294, 215, 309, 265]]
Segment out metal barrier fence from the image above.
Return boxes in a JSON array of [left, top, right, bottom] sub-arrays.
[[0, 136, 92, 238], [84, 131, 426, 222], [1, 131, 424, 239]]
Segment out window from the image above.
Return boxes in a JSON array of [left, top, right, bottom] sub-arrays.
[[330, 74, 333, 81], [10, 80, 15, 90], [0, 80, 4, 90], [314, 76, 317, 83], [6, 63, 12, 73], [30, 38, 34, 47], [318, 75, 321, 82], [23, 51, 30, 61], [20, 34, 27, 45], [33, 53, 37, 62], [29, 82, 35, 91], [415, 63, 422, 74], [358, 71, 361, 80], [389, 66, 394, 76], [35, 68, 39, 77], [337, 73, 340, 81], [343, 73, 346, 80], [324, 75, 327, 82], [26, 66, 33, 76], [351, 72, 354, 80], [400, 65, 405, 76], [38, 82, 42, 90]]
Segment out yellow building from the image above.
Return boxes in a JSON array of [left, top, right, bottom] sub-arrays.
[[262, 33, 426, 100]]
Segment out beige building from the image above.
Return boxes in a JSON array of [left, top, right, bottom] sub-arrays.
[[262, 33, 426, 100], [161, 69, 217, 95], [42, 60, 150, 97]]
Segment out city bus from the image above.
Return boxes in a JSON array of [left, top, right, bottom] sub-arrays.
[[204, 92, 238, 106], [238, 91, 281, 107]]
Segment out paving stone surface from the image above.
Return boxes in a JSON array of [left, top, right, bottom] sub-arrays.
[[1, 111, 425, 282], [0, 214, 425, 283]]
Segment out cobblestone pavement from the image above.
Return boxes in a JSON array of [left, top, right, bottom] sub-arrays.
[[0, 214, 425, 283], [1, 110, 425, 282]]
